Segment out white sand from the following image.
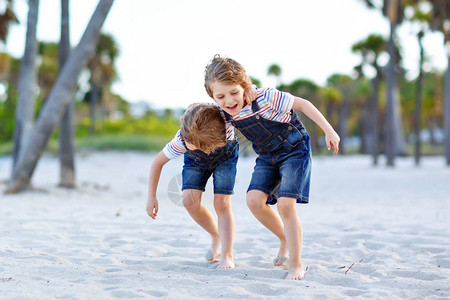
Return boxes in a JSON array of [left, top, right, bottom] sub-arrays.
[[0, 151, 449, 299]]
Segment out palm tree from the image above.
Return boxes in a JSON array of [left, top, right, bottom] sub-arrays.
[[267, 63, 282, 88], [404, 0, 432, 166], [322, 86, 342, 135], [413, 28, 425, 165], [352, 34, 387, 165], [6, 0, 115, 193], [326, 74, 354, 155], [351, 71, 373, 155], [86, 33, 118, 135], [37, 42, 59, 100], [423, 72, 443, 146], [58, 0, 75, 188], [386, 0, 406, 165], [363, 0, 407, 166], [428, 0, 450, 165], [12, 0, 39, 172]]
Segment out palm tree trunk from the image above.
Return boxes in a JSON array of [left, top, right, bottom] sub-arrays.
[[89, 83, 98, 136], [413, 31, 424, 166], [6, 0, 115, 193], [393, 87, 406, 156], [371, 75, 380, 166], [385, 22, 396, 166], [360, 96, 371, 154], [12, 0, 39, 175], [59, 0, 75, 188], [338, 97, 350, 155], [445, 47, 450, 165], [427, 118, 436, 145]]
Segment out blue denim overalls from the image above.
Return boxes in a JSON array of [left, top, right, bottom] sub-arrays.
[[223, 101, 311, 204], [181, 137, 239, 195]]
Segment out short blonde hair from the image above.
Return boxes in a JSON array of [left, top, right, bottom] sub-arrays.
[[180, 103, 227, 153], [204, 54, 252, 98]]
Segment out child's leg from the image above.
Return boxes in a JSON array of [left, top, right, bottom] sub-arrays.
[[213, 194, 235, 268], [182, 189, 220, 261], [246, 190, 289, 264], [277, 196, 304, 280]]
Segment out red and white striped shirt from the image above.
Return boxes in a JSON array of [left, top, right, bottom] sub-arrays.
[[229, 87, 294, 123]]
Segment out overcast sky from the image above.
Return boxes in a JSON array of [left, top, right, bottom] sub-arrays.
[[4, 0, 447, 109]]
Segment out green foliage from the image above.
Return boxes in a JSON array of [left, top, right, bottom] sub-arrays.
[[399, 71, 444, 133], [17, 134, 171, 154], [322, 86, 342, 104], [326, 73, 353, 86], [74, 115, 179, 138], [249, 76, 262, 88], [279, 79, 319, 98], [354, 78, 372, 100], [0, 140, 12, 156], [352, 34, 386, 57], [76, 134, 170, 152], [267, 64, 282, 77], [0, 83, 16, 142], [95, 33, 119, 62], [38, 41, 59, 57]]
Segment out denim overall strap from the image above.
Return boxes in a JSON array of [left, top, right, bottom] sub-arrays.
[[232, 113, 305, 153], [180, 133, 209, 164], [251, 100, 260, 112], [183, 134, 238, 171], [222, 101, 259, 122], [251, 113, 305, 153]]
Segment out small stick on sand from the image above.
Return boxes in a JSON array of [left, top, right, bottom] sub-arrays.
[[345, 263, 355, 275], [345, 259, 363, 275]]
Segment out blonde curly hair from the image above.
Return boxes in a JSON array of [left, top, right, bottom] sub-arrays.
[[180, 103, 227, 153]]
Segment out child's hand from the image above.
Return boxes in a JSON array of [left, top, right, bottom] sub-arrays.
[[325, 131, 340, 156], [244, 84, 258, 105], [146, 197, 159, 219]]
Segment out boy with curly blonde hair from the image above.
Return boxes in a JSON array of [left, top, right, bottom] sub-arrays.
[[204, 55, 340, 279]]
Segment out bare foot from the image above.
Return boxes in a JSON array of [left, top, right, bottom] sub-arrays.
[[273, 256, 288, 267], [285, 267, 305, 280], [205, 237, 221, 263], [217, 256, 235, 269], [273, 241, 289, 266]]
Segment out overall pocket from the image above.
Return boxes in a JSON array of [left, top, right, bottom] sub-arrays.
[[239, 122, 273, 145], [286, 128, 305, 148]]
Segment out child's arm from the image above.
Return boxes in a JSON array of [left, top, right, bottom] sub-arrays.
[[292, 97, 340, 155], [147, 151, 171, 219]]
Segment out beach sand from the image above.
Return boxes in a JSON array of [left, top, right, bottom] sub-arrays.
[[0, 151, 449, 299]]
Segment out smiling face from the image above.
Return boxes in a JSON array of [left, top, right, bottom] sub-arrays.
[[210, 81, 246, 116]]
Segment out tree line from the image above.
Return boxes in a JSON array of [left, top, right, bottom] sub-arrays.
[[1, 0, 115, 193], [257, 0, 449, 167], [0, 0, 449, 194]]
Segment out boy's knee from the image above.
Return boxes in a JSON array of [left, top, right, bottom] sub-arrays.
[[213, 195, 231, 213], [246, 191, 267, 211], [182, 191, 201, 211], [277, 198, 296, 218]]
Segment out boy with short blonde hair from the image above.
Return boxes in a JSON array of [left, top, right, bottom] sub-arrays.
[[146, 103, 239, 268]]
